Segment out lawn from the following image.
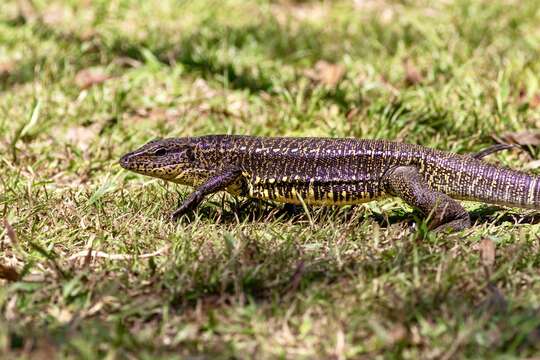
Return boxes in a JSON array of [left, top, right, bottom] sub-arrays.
[[1, 0, 540, 358]]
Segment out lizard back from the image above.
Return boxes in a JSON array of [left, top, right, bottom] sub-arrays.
[[192, 136, 425, 205]]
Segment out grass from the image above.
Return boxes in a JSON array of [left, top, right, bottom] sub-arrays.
[[1, 0, 540, 358]]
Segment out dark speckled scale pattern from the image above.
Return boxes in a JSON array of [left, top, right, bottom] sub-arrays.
[[120, 135, 540, 211]]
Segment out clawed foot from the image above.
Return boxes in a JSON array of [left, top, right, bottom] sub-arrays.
[[430, 217, 471, 234], [170, 207, 191, 221], [170, 191, 204, 221]]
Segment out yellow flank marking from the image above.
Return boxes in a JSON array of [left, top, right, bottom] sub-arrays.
[[243, 178, 380, 206], [282, 176, 288, 182], [248, 187, 377, 205], [528, 177, 536, 205], [490, 170, 500, 198], [174, 170, 189, 181]]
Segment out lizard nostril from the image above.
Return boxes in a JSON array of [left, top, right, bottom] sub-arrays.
[[119, 154, 131, 169]]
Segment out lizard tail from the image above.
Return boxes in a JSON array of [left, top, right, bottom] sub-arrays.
[[426, 155, 540, 210]]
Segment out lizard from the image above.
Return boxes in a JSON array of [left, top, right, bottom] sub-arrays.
[[119, 135, 536, 232]]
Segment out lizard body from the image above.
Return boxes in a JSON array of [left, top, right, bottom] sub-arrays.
[[120, 135, 538, 231]]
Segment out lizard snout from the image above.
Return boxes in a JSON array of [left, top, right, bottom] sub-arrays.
[[119, 153, 134, 170]]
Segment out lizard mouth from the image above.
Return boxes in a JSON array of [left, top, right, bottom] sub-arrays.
[[119, 153, 137, 170], [119, 152, 150, 172]]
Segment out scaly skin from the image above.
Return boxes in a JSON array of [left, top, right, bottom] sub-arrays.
[[119, 135, 539, 231]]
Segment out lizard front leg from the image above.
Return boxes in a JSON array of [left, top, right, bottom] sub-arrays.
[[171, 169, 242, 221], [383, 166, 471, 232]]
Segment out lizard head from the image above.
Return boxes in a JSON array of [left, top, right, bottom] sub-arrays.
[[120, 138, 206, 185]]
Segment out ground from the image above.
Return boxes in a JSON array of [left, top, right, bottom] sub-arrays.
[[1, 0, 540, 358]]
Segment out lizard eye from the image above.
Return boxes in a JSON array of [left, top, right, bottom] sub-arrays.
[[153, 148, 167, 156]]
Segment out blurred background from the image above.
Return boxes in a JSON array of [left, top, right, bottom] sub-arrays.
[[2, 1, 540, 358], [2, 0, 540, 150]]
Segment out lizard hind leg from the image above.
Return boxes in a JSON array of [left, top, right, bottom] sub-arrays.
[[471, 143, 517, 160], [383, 166, 471, 233]]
